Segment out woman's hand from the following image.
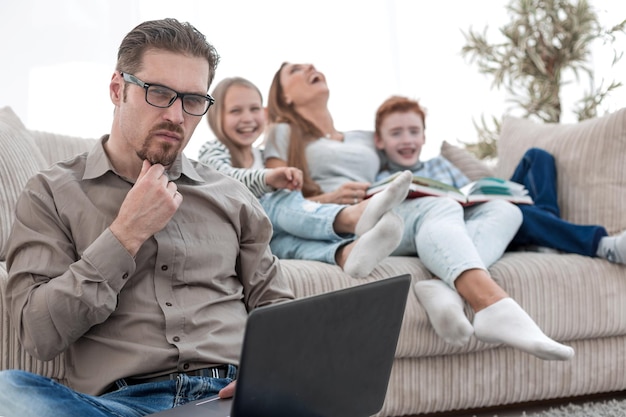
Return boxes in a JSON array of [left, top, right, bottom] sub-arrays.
[[265, 157, 368, 204], [265, 167, 303, 191], [328, 181, 371, 205]]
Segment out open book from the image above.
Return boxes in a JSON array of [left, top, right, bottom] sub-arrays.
[[367, 173, 534, 206]]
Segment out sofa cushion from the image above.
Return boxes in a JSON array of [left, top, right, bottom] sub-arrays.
[[280, 253, 626, 359], [440, 140, 495, 181], [28, 130, 97, 166], [494, 109, 626, 235], [0, 107, 48, 260]]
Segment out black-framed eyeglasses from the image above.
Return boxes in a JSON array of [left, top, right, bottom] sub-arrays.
[[121, 72, 215, 116]]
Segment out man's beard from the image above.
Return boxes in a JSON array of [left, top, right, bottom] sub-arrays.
[[137, 123, 183, 166]]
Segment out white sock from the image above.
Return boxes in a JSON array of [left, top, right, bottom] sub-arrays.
[[473, 298, 575, 361], [343, 211, 403, 278], [413, 280, 474, 347], [596, 230, 626, 264], [355, 171, 412, 236]]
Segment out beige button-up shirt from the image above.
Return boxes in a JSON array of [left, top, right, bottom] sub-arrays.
[[6, 136, 294, 395]]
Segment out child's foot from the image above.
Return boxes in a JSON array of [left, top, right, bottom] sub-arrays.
[[597, 230, 626, 264], [414, 279, 474, 347], [355, 171, 412, 236], [473, 298, 575, 361], [343, 211, 403, 278]]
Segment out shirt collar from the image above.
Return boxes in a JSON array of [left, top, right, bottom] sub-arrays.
[[83, 135, 205, 183], [386, 158, 423, 174]]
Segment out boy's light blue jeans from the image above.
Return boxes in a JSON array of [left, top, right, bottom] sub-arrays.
[[261, 190, 353, 265], [0, 368, 235, 417], [391, 196, 522, 288]]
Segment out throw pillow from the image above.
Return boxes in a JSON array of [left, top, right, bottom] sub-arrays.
[[29, 130, 97, 165], [440, 141, 496, 181], [0, 107, 48, 260], [494, 109, 626, 235]]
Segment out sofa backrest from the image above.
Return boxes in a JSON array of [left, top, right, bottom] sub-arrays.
[[0, 106, 96, 260], [495, 109, 626, 235], [4, 105, 626, 262], [441, 108, 626, 236], [29, 130, 97, 167]]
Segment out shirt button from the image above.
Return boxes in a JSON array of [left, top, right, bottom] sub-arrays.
[[183, 363, 190, 370], [122, 273, 129, 279], [165, 302, 173, 307], [173, 336, 180, 342], [161, 265, 168, 271]]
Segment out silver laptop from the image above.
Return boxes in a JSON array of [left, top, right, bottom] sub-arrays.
[[149, 274, 411, 417]]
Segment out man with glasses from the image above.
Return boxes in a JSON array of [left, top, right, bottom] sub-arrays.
[[0, 18, 293, 417]]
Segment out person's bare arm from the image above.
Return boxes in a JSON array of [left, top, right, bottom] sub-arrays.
[[264, 157, 287, 169], [265, 157, 369, 204]]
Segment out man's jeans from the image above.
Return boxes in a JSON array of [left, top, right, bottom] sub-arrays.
[[0, 367, 236, 417]]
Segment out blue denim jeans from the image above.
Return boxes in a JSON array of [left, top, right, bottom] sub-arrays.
[[0, 367, 236, 417], [509, 148, 607, 256], [391, 196, 522, 287], [261, 190, 353, 264]]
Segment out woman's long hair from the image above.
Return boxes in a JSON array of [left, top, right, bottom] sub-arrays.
[[266, 62, 323, 197]]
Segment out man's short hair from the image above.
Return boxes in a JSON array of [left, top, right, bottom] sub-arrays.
[[116, 18, 220, 88]]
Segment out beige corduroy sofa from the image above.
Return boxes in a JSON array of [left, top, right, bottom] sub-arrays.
[[1, 105, 626, 416]]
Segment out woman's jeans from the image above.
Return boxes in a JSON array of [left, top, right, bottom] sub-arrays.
[[391, 196, 523, 288], [0, 367, 236, 417], [261, 190, 352, 265], [509, 148, 607, 256]]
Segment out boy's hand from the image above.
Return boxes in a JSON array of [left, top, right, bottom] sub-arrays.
[[265, 167, 303, 191]]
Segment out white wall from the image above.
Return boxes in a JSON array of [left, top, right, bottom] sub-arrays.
[[1, 0, 624, 160]]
